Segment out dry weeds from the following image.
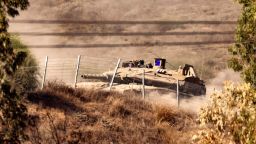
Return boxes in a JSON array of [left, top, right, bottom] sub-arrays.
[[25, 82, 198, 144]]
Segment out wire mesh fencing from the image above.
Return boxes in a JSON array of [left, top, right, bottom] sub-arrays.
[[21, 56, 119, 88]]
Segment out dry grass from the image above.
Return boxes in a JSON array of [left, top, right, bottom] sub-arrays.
[[25, 82, 198, 144]]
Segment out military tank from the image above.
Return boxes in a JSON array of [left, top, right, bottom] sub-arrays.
[[81, 58, 206, 96]]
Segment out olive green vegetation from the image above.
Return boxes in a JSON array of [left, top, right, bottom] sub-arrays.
[[228, 0, 256, 87], [0, 0, 30, 143], [11, 35, 39, 94]]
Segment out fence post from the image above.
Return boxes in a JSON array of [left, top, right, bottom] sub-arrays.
[[176, 79, 180, 108], [142, 69, 145, 99], [109, 58, 121, 90], [74, 55, 81, 88], [41, 56, 48, 90]]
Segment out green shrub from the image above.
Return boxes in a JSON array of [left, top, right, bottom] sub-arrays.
[[11, 35, 40, 94], [228, 0, 256, 86]]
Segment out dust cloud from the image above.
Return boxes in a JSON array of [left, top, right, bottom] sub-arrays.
[[147, 69, 241, 113], [147, 90, 207, 113], [206, 69, 241, 93]]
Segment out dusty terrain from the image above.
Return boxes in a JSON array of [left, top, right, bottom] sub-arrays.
[[9, 0, 241, 81], [8, 2, 244, 142], [77, 81, 207, 112]]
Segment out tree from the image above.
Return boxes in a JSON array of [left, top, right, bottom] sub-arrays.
[[0, 0, 30, 143], [228, 0, 256, 87], [12, 35, 39, 95]]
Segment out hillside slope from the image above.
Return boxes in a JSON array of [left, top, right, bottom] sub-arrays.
[[26, 82, 196, 143], [9, 0, 241, 80]]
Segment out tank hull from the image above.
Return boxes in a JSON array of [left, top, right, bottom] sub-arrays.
[[81, 67, 206, 96]]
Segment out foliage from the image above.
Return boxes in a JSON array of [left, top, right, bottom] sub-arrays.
[[195, 82, 256, 143], [228, 0, 256, 87], [11, 35, 39, 94], [0, 0, 30, 143]]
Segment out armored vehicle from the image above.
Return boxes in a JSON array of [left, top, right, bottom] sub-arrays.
[[81, 58, 206, 96]]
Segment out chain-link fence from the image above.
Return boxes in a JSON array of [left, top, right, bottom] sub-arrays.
[[23, 56, 118, 87]]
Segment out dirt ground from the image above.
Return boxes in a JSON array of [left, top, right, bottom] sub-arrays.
[[9, 0, 240, 57], [9, 0, 241, 80]]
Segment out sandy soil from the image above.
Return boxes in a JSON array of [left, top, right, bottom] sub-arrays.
[[9, 0, 242, 82], [9, 0, 240, 59]]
